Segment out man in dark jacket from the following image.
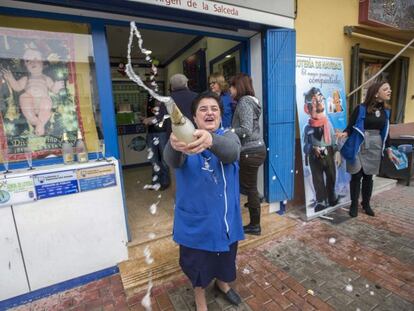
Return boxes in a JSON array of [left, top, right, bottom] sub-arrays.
[[143, 95, 171, 190], [169, 74, 198, 125]]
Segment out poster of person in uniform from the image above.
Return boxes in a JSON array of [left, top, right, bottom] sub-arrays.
[[296, 55, 351, 218], [0, 26, 98, 163]]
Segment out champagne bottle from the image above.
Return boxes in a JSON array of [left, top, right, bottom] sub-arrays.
[[62, 132, 74, 164], [75, 130, 88, 163], [165, 98, 196, 144]]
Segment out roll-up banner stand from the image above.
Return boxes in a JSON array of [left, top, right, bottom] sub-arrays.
[[296, 55, 351, 220]]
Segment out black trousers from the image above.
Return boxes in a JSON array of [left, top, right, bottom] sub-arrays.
[[239, 146, 266, 210], [309, 146, 337, 205], [350, 169, 373, 207]]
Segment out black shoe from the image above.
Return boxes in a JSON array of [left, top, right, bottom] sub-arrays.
[[329, 194, 345, 207], [314, 203, 327, 212], [349, 209, 358, 217], [243, 224, 261, 235], [363, 206, 375, 217], [214, 282, 242, 306]]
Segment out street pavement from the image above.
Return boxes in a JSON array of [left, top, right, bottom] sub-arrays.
[[10, 180, 414, 311]]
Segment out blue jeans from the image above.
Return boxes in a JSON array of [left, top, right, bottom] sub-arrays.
[[146, 132, 170, 188]]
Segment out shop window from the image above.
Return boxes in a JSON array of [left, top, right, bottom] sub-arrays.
[[0, 16, 101, 165], [350, 45, 409, 123]]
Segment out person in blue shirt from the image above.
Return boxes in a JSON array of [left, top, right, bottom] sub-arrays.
[[209, 73, 234, 128], [164, 91, 244, 311], [337, 81, 396, 217]]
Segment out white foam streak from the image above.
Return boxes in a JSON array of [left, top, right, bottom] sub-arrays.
[[141, 276, 153, 311], [126, 22, 174, 112]]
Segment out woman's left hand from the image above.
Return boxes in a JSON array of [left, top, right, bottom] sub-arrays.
[[186, 129, 213, 154]]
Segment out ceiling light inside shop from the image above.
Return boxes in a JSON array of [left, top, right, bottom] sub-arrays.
[[225, 54, 232, 58]]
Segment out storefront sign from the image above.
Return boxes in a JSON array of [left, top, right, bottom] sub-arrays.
[[218, 0, 294, 18], [128, 0, 294, 28], [77, 165, 116, 192], [33, 170, 79, 200], [296, 55, 351, 219], [0, 175, 35, 207]]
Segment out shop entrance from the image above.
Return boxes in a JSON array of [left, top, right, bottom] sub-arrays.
[[105, 25, 244, 248]]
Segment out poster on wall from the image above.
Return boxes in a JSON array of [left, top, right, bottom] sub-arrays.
[[183, 49, 206, 93], [296, 55, 351, 219], [0, 27, 86, 162]]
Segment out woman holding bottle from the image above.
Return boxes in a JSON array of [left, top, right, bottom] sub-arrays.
[[164, 91, 244, 311]]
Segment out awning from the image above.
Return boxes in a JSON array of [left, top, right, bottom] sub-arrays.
[[344, 25, 414, 49]]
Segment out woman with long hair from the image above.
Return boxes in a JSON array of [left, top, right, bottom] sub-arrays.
[[337, 81, 396, 217], [230, 73, 266, 235]]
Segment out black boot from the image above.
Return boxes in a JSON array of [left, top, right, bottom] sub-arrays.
[[362, 178, 375, 216], [244, 208, 261, 235], [349, 179, 360, 218]]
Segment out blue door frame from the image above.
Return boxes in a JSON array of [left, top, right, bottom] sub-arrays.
[[262, 29, 296, 211]]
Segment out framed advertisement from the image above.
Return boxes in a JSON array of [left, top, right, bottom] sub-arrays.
[[221, 56, 237, 82], [296, 55, 351, 219], [0, 26, 98, 163], [183, 49, 206, 93]]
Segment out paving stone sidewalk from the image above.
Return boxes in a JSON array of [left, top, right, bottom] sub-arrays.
[[9, 181, 414, 311]]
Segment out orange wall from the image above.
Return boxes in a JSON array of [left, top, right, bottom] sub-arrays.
[[295, 0, 414, 123]]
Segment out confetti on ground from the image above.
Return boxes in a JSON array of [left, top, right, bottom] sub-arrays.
[[143, 246, 154, 265], [149, 203, 157, 215], [242, 268, 251, 275]]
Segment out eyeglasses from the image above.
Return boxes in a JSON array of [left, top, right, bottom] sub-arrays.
[[313, 94, 325, 104]]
